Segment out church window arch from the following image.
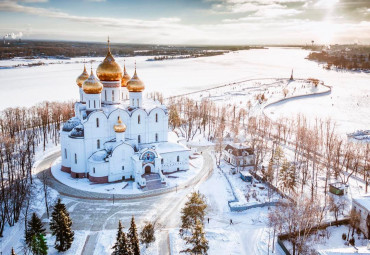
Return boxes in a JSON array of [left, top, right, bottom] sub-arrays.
[[97, 139, 100, 149], [94, 100, 96, 108], [112, 90, 115, 101], [138, 135, 141, 143], [74, 153, 77, 164], [64, 148, 67, 159], [155, 113, 158, 122], [105, 91, 107, 101], [177, 155, 180, 162], [155, 133, 158, 142], [96, 118, 99, 128], [138, 115, 141, 124], [93, 167, 95, 174]]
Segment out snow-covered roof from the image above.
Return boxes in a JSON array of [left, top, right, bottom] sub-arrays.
[[87, 99, 167, 117], [224, 143, 253, 156], [141, 141, 190, 154], [62, 117, 81, 132], [89, 150, 109, 163], [353, 195, 370, 211]]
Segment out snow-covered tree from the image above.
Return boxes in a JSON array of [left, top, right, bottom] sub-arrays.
[[180, 192, 207, 233], [140, 222, 155, 248], [25, 213, 46, 247], [182, 219, 209, 255], [128, 216, 140, 255], [50, 199, 74, 252], [112, 220, 132, 255], [30, 234, 48, 255]]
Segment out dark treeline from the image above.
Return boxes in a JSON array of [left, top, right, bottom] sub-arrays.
[[0, 40, 261, 60], [0, 101, 74, 237], [307, 51, 370, 70]]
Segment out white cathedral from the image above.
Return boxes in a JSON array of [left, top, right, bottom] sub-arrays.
[[60, 40, 190, 188]]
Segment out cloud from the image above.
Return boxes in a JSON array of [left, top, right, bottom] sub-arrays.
[[0, 1, 182, 29]]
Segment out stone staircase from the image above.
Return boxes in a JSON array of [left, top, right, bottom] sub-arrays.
[[143, 173, 166, 191]]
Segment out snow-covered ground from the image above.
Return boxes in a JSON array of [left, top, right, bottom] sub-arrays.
[[0, 47, 368, 136], [284, 225, 370, 254], [169, 166, 273, 255]]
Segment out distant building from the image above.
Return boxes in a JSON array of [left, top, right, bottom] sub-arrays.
[[352, 195, 370, 238], [223, 143, 255, 167]]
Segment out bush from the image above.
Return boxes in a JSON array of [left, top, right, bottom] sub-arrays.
[[342, 233, 347, 240]]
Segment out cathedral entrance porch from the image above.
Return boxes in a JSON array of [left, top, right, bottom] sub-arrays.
[[143, 163, 154, 174]]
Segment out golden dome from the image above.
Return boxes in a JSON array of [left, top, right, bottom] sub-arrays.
[[121, 61, 131, 87], [96, 39, 123, 81], [82, 70, 103, 94], [114, 116, 126, 133], [127, 66, 145, 92], [76, 65, 89, 88]]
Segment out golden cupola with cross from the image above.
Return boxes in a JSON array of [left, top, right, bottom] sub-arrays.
[[96, 38, 123, 81]]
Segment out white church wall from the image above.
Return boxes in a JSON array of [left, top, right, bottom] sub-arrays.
[[69, 137, 86, 175], [109, 143, 135, 182], [60, 132, 71, 169], [130, 109, 147, 143], [160, 150, 190, 173]]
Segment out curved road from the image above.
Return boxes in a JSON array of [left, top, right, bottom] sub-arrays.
[[35, 146, 214, 255]]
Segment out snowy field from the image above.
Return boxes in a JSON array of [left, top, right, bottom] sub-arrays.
[[0, 47, 368, 136]]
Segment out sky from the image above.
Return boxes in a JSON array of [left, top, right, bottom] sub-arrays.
[[0, 0, 369, 45]]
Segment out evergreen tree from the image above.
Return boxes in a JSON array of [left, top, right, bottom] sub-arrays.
[[30, 234, 48, 255], [181, 219, 209, 255], [50, 199, 74, 252], [279, 158, 290, 192], [287, 163, 297, 193], [180, 192, 207, 233], [112, 220, 132, 255], [25, 213, 46, 247], [273, 146, 284, 186], [11, 247, 16, 255], [140, 222, 155, 248], [128, 216, 140, 255]]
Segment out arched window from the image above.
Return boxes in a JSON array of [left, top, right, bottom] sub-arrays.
[[93, 167, 96, 173], [132, 99, 134, 106], [74, 153, 77, 164], [122, 166, 124, 171], [155, 133, 158, 142], [177, 155, 180, 162], [97, 139, 100, 149], [138, 135, 141, 143], [138, 115, 141, 124], [112, 90, 115, 101], [155, 113, 158, 122], [137, 99, 139, 106], [88, 101, 91, 108], [161, 158, 164, 164], [64, 148, 67, 159], [94, 100, 96, 108], [105, 91, 107, 101]]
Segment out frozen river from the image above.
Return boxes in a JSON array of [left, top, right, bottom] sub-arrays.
[[0, 47, 368, 134]]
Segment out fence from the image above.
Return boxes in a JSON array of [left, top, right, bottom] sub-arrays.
[[277, 218, 350, 255]]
